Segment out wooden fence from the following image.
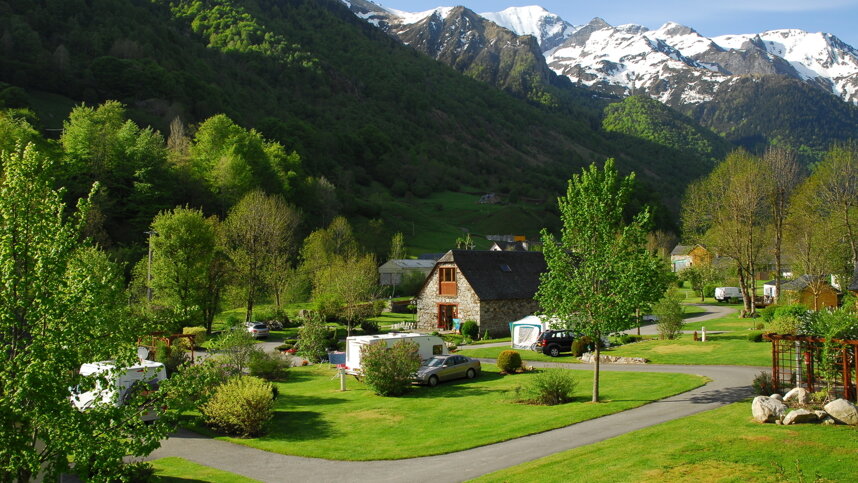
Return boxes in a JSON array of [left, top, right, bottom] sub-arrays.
[[765, 334, 858, 402]]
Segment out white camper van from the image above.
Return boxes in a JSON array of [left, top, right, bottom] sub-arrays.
[[344, 333, 447, 375], [714, 286, 742, 303], [70, 360, 167, 422]]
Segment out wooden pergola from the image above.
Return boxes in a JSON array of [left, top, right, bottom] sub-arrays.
[[137, 332, 197, 364], [765, 334, 858, 402]]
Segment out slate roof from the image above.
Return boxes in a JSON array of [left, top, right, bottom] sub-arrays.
[[437, 250, 546, 301], [781, 275, 830, 292], [490, 241, 529, 251], [670, 245, 693, 256], [383, 259, 436, 270]]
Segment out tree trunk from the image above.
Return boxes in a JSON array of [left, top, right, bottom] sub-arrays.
[[592, 342, 601, 403], [245, 291, 254, 322]]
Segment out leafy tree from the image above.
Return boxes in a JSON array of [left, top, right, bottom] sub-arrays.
[[210, 329, 260, 376], [388, 231, 407, 260], [297, 313, 330, 363], [761, 146, 802, 303], [150, 207, 218, 329], [313, 252, 379, 335], [682, 264, 720, 302], [536, 160, 668, 402], [360, 340, 421, 397], [224, 190, 301, 322], [0, 144, 175, 481], [653, 288, 685, 340], [682, 150, 768, 316]]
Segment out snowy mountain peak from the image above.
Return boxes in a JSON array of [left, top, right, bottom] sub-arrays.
[[480, 5, 579, 51]]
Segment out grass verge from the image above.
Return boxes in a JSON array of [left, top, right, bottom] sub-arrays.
[[184, 364, 705, 460], [151, 457, 260, 482], [472, 400, 858, 482], [604, 333, 771, 366]]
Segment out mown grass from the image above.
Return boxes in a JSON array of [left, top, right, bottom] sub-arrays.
[[472, 401, 858, 483], [151, 457, 259, 482], [184, 364, 705, 460], [605, 333, 771, 366], [457, 346, 582, 363]]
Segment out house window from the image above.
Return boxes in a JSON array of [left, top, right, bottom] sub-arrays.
[[439, 267, 457, 296]]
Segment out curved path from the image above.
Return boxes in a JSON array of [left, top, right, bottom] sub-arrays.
[[145, 361, 762, 483], [624, 303, 737, 336]]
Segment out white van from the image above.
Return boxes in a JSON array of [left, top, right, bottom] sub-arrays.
[[70, 360, 167, 422], [714, 286, 742, 303], [344, 333, 447, 375]]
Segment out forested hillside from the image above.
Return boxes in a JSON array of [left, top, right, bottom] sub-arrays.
[[0, 0, 720, 255]]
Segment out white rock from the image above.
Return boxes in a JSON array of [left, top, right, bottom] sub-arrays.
[[752, 396, 787, 423], [783, 409, 818, 425], [814, 410, 828, 419], [784, 387, 809, 404], [770, 394, 783, 401], [821, 417, 837, 425], [823, 399, 858, 425]]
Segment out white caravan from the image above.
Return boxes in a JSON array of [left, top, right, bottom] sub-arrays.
[[70, 360, 167, 422], [344, 333, 447, 375], [714, 286, 742, 302]]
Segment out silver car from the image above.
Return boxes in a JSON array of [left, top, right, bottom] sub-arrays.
[[413, 354, 481, 387], [247, 323, 270, 339]]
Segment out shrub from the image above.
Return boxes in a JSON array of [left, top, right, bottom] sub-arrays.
[[210, 329, 260, 375], [275, 343, 293, 351], [497, 350, 523, 373], [360, 340, 421, 396], [769, 314, 801, 335], [747, 332, 764, 342], [182, 326, 207, 347], [618, 334, 642, 345], [154, 341, 188, 377], [752, 371, 777, 396], [755, 322, 765, 330], [773, 304, 809, 322], [571, 336, 594, 357], [225, 315, 242, 330], [249, 351, 291, 381], [200, 376, 274, 437], [460, 320, 479, 340], [524, 370, 577, 405], [760, 304, 780, 323], [297, 313, 331, 362], [372, 300, 386, 317], [702, 283, 717, 298], [360, 319, 380, 334], [315, 293, 343, 321], [654, 289, 684, 340]]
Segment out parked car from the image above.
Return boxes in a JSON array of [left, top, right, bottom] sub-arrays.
[[714, 287, 742, 303], [413, 354, 481, 387], [533, 329, 579, 357], [247, 322, 270, 339]]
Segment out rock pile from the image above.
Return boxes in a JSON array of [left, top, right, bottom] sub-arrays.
[[752, 391, 858, 426], [579, 353, 648, 364]]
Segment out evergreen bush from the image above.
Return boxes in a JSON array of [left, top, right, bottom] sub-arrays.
[[200, 376, 274, 437], [497, 350, 523, 373], [524, 370, 577, 405], [460, 320, 479, 340]]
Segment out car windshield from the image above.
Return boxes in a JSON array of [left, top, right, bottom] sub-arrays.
[[424, 357, 445, 367], [252, 324, 267, 329]]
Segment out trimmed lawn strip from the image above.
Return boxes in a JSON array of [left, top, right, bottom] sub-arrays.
[[185, 365, 706, 460], [457, 346, 582, 363], [151, 457, 260, 482], [605, 333, 771, 366], [472, 401, 858, 483]]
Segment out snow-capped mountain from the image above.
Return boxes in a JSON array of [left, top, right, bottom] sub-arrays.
[[480, 6, 579, 52], [341, 1, 858, 106]]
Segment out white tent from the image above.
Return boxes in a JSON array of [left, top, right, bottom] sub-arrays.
[[509, 315, 552, 350]]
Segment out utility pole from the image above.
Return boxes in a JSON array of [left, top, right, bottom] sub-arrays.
[[145, 230, 158, 302]]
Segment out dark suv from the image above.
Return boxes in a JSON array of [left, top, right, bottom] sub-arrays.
[[534, 330, 578, 357]]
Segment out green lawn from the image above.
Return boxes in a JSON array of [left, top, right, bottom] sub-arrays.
[[457, 346, 582, 363], [151, 457, 259, 482], [472, 401, 858, 483], [184, 365, 705, 460], [605, 333, 771, 366]]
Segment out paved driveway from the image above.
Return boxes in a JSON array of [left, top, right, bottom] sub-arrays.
[[145, 361, 761, 482]]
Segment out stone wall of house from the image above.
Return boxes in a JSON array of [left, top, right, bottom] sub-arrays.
[[479, 299, 540, 337], [415, 262, 481, 331]]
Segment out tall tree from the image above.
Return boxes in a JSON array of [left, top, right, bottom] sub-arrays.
[[150, 207, 218, 330], [388, 232, 407, 261], [0, 145, 175, 481], [808, 142, 858, 274], [762, 146, 801, 303], [682, 150, 768, 317], [224, 190, 300, 321], [536, 160, 668, 402]]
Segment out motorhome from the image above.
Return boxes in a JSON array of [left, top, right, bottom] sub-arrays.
[[70, 360, 167, 422], [714, 286, 742, 303], [344, 333, 447, 375]]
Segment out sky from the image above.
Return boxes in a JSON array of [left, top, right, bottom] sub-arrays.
[[378, 1, 858, 47]]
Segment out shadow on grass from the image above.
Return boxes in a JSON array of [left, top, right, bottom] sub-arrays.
[[277, 393, 350, 408], [156, 477, 210, 483], [265, 410, 340, 441]]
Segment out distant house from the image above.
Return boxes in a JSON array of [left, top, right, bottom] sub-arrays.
[[489, 240, 530, 252], [670, 244, 713, 272], [378, 259, 435, 286], [415, 250, 546, 336], [780, 275, 839, 310]]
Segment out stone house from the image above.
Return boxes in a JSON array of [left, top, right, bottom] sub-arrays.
[[670, 244, 713, 272], [415, 250, 546, 337]]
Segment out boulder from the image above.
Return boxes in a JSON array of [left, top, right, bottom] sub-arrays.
[[823, 399, 858, 425], [784, 387, 809, 404], [821, 417, 837, 426], [770, 394, 783, 401], [752, 396, 787, 423], [814, 410, 828, 419], [783, 409, 819, 425]]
